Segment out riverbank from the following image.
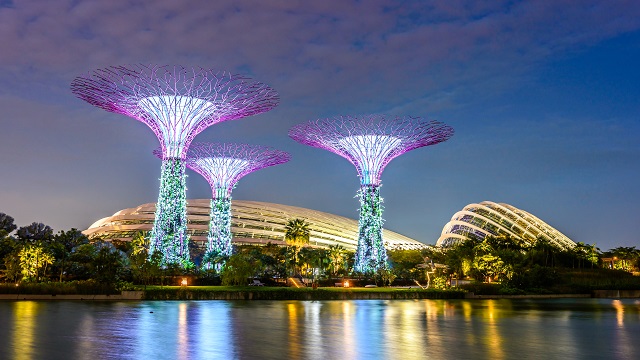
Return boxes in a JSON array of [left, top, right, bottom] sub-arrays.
[[1, 286, 639, 300]]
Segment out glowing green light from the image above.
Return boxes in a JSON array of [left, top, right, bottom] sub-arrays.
[[354, 185, 388, 273], [149, 158, 191, 267], [203, 196, 233, 270]]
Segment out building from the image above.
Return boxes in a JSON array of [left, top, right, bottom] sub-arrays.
[[83, 199, 427, 251], [436, 201, 575, 249]]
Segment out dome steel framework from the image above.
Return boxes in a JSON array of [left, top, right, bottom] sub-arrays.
[[437, 201, 576, 249], [82, 200, 428, 252]]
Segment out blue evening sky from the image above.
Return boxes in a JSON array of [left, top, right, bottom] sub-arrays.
[[0, 1, 638, 251]]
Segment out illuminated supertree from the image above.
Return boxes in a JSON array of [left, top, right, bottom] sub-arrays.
[[289, 115, 454, 273], [162, 143, 290, 269], [71, 65, 279, 267]]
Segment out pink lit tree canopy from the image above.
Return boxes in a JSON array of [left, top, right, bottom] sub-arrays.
[[289, 114, 454, 273], [71, 64, 279, 160], [183, 143, 291, 199], [289, 115, 454, 186], [180, 143, 290, 268], [71, 65, 279, 267]]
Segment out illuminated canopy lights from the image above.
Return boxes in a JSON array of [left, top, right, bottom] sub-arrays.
[[338, 135, 402, 185], [289, 114, 454, 273], [138, 96, 215, 159], [71, 65, 279, 266], [181, 143, 290, 268]]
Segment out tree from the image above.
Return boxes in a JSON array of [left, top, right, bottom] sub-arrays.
[[19, 244, 54, 281], [284, 218, 310, 274], [67, 243, 99, 280], [0, 213, 17, 234], [471, 240, 512, 282], [442, 236, 478, 279], [92, 241, 127, 284], [16, 222, 54, 243], [388, 249, 424, 279], [221, 253, 256, 285], [51, 229, 88, 282], [327, 244, 348, 276], [0, 234, 18, 264], [604, 246, 639, 272], [3, 252, 21, 283]]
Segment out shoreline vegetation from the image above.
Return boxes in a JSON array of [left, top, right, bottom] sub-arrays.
[[2, 214, 640, 300], [0, 284, 638, 301]]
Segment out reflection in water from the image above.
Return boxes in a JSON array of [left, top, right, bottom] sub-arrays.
[[613, 299, 624, 327], [0, 299, 639, 359], [612, 299, 633, 358], [12, 301, 38, 360], [178, 302, 188, 360], [287, 302, 301, 359], [341, 301, 356, 360], [484, 300, 504, 360]]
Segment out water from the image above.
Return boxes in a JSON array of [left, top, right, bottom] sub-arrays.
[[0, 299, 639, 360]]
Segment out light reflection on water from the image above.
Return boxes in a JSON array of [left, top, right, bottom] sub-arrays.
[[0, 299, 639, 359]]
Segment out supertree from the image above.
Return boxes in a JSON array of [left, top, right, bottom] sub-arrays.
[[289, 115, 454, 273], [71, 65, 279, 267], [158, 143, 290, 269]]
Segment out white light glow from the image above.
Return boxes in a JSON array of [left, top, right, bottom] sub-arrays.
[[191, 157, 251, 197], [338, 135, 402, 185], [138, 96, 216, 158]]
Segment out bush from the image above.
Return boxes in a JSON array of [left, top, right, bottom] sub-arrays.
[[506, 265, 558, 290], [0, 280, 128, 295]]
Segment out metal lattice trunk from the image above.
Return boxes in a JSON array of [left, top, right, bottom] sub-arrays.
[[289, 114, 454, 273]]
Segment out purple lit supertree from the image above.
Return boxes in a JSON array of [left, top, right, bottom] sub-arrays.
[[289, 115, 454, 273], [71, 65, 279, 267], [158, 143, 289, 269]]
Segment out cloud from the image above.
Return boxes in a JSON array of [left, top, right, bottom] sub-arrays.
[[1, 0, 639, 111]]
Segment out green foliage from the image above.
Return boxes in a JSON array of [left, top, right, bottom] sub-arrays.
[[375, 268, 397, 287], [92, 242, 127, 284], [16, 222, 53, 243], [0, 280, 128, 295], [505, 265, 559, 291], [3, 252, 21, 283], [327, 244, 348, 276], [149, 158, 190, 267], [284, 218, 310, 247], [221, 253, 257, 285], [51, 228, 89, 282], [354, 185, 387, 273], [19, 245, 54, 281], [0, 213, 17, 234], [387, 249, 424, 279], [204, 197, 233, 270], [284, 218, 311, 275], [430, 275, 449, 290]]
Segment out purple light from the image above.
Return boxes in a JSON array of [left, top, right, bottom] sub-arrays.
[[71, 64, 280, 159], [72, 65, 279, 266], [179, 143, 291, 198], [290, 114, 454, 273], [288, 115, 454, 185]]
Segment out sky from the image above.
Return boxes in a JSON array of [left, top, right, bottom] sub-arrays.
[[0, 0, 638, 251]]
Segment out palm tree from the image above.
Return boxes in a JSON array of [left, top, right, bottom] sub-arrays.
[[328, 244, 347, 276], [284, 219, 310, 274]]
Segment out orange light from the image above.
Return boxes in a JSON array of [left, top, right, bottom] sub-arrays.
[[344, 280, 350, 288], [181, 278, 188, 286]]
